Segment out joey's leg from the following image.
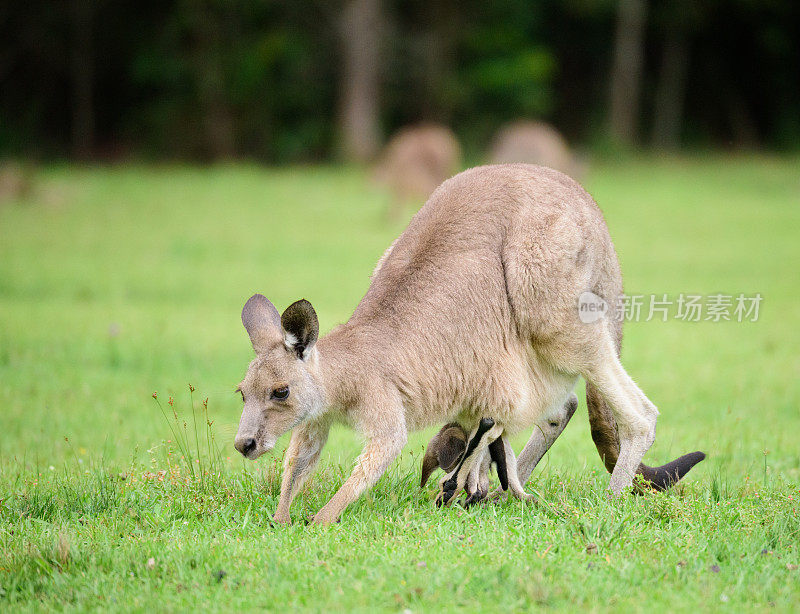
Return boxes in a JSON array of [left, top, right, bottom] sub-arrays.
[[499, 436, 536, 501], [463, 451, 491, 507], [584, 335, 658, 495], [311, 427, 407, 525], [489, 437, 509, 490], [486, 394, 579, 502], [516, 393, 579, 485], [273, 418, 331, 524], [437, 418, 503, 506]]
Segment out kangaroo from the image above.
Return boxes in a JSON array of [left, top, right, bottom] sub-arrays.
[[490, 121, 582, 180], [420, 393, 579, 500], [234, 164, 705, 524], [373, 123, 461, 219]]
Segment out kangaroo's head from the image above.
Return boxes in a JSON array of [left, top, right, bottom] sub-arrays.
[[234, 294, 324, 459], [420, 423, 468, 487]]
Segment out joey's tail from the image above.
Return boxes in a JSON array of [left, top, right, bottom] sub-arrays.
[[586, 381, 706, 491]]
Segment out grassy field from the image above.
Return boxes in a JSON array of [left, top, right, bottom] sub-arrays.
[[1, 157, 799, 611]]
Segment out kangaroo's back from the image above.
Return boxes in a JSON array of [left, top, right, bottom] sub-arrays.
[[356, 164, 620, 340]]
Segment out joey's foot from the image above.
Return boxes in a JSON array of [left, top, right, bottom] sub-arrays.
[[510, 490, 536, 503], [435, 476, 459, 507], [487, 489, 537, 504], [462, 487, 488, 508], [487, 489, 508, 503]]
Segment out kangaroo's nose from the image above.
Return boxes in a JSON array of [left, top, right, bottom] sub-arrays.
[[235, 437, 257, 457]]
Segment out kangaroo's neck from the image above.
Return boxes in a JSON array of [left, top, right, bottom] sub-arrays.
[[315, 321, 392, 413]]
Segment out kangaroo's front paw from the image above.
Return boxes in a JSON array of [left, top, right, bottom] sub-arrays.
[[272, 511, 292, 525], [310, 510, 341, 525], [462, 486, 488, 508], [462, 493, 486, 508]]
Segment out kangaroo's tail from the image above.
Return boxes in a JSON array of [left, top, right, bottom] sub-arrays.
[[586, 381, 706, 490]]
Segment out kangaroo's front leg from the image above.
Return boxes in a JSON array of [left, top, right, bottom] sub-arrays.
[[312, 425, 407, 525], [273, 417, 332, 524]]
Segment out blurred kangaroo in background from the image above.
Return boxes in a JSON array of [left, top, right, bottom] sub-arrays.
[[234, 164, 705, 524], [490, 121, 583, 180], [373, 123, 461, 220]]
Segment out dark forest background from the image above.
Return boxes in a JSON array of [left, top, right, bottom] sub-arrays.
[[2, 0, 799, 163]]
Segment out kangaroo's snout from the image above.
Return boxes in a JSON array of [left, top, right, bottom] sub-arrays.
[[235, 437, 257, 458]]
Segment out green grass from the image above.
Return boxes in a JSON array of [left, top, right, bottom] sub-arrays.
[[1, 157, 799, 611]]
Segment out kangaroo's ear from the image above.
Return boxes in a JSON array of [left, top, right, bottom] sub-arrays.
[[281, 299, 319, 360], [241, 294, 282, 354], [420, 424, 467, 487]]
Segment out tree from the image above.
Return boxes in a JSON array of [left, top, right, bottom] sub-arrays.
[[651, 28, 689, 150], [607, 0, 647, 146], [338, 0, 383, 162], [70, 0, 95, 159]]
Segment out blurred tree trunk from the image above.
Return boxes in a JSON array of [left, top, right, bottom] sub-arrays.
[[608, 0, 647, 146], [651, 30, 689, 150], [198, 63, 236, 160], [71, 0, 95, 159], [418, 0, 458, 122], [728, 93, 759, 149], [190, 3, 236, 160], [338, 0, 383, 162]]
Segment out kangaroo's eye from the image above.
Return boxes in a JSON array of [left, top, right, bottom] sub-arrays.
[[271, 386, 290, 401]]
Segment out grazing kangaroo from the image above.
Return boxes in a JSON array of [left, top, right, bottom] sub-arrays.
[[234, 164, 705, 524]]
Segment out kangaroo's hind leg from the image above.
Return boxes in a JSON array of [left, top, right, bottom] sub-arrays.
[[582, 332, 659, 495]]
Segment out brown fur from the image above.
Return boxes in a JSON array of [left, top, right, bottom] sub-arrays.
[[234, 164, 704, 524]]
